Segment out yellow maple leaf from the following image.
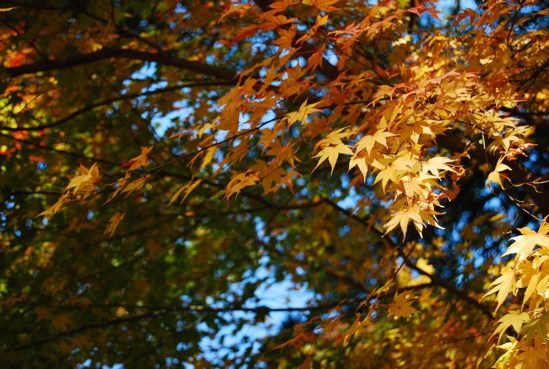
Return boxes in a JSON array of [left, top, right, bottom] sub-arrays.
[[422, 156, 455, 177], [348, 154, 368, 181], [38, 195, 67, 218], [65, 163, 101, 195], [169, 179, 202, 205], [374, 165, 400, 193], [314, 143, 353, 174], [285, 100, 322, 126], [483, 269, 515, 313], [503, 219, 549, 262], [121, 175, 149, 196], [388, 292, 418, 319], [486, 158, 511, 189], [383, 205, 424, 238], [492, 311, 530, 342], [355, 130, 395, 155]]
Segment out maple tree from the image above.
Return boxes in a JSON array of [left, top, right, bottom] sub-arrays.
[[1, 0, 548, 368]]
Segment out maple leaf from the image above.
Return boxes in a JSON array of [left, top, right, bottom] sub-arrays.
[[302, 0, 339, 12], [355, 130, 396, 155], [483, 269, 515, 313], [252, 160, 286, 193], [348, 154, 368, 181], [272, 26, 297, 49], [268, 0, 297, 13], [492, 311, 530, 342], [258, 13, 295, 31], [285, 100, 322, 126], [388, 292, 418, 319], [200, 146, 217, 170], [313, 127, 352, 147], [314, 143, 353, 174], [229, 25, 260, 46], [374, 165, 400, 193], [383, 205, 424, 238], [407, 6, 439, 20], [65, 164, 101, 195], [421, 156, 455, 177], [313, 128, 353, 173], [38, 195, 67, 218], [124, 146, 153, 171], [104, 212, 125, 239], [122, 175, 149, 196], [486, 158, 512, 189], [503, 219, 549, 262], [307, 44, 326, 72], [225, 171, 260, 199], [343, 313, 368, 345]]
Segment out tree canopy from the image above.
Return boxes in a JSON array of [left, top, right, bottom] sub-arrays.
[[1, 0, 548, 368]]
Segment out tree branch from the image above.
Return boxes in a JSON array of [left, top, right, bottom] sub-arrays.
[[6, 300, 345, 352], [396, 248, 494, 319], [4, 81, 232, 132], [438, 133, 549, 216], [321, 197, 495, 319], [3, 47, 237, 81]]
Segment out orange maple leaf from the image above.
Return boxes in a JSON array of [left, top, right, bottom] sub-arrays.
[[303, 0, 339, 12], [225, 171, 260, 199]]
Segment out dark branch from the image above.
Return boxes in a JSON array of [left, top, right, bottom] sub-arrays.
[[4, 47, 237, 81], [322, 197, 495, 319], [396, 248, 494, 319], [7, 301, 342, 352], [4, 81, 232, 132], [438, 133, 549, 216]]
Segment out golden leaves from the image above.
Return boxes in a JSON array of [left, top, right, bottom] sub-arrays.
[[38, 196, 67, 218], [65, 164, 101, 196], [302, 0, 339, 12], [285, 100, 322, 126], [313, 128, 353, 173], [485, 218, 549, 367], [486, 159, 512, 189], [388, 292, 418, 319], [124, 146, 153, 171], [484, 269, 515, 313], [383, 205, 425, 238], [169, 179, 203, 206], [503, 219, 549, 262], [492, 311, 530, 342], [225, 170, 261, 199], [39, 164, 101, 218], [354, 130, 395, 156]]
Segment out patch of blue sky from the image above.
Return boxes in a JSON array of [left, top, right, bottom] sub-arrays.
[[196, 257, 314, 367]]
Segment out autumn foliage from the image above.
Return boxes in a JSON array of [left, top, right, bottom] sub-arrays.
[[0, 0, 548, 368]]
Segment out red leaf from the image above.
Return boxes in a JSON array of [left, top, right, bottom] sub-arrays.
[[29, 155, 45, 163]]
